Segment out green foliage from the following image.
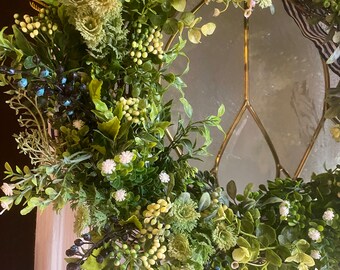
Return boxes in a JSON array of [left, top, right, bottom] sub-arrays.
[[0, 0, 338, 269]]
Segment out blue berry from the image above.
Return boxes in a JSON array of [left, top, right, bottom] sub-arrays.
[[18, 78, 28, 88], [63, 100, 71, 107], [36, 87, 45, 96], [61, 77, 67, 84], [67, 110, 74, 116], [40, 69, 50, 78], [8, 68, 15, 75]]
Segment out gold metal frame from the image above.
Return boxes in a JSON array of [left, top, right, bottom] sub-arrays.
[[166, 1, 330, 182]]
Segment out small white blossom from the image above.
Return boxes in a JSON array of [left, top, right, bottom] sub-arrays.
[[0, 201, 10, 215], [310, 250, 321, 260], [101, 159, 116, 174], [73, 119, 85, 130], [308, 228, 321, 241], [1, 183, 14, 196], [279, 200, 290, 217], [115, 189, 127, 202], [322, 209, 335, 221], [119, 151, 134, 164], [159, 171, 170, 183]]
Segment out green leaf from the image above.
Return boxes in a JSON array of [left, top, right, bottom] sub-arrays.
[[163, 18, 179, 35], [266, 249, 282, 267], [4, 162, 12, 173], [217, 104, 225, 117], [262, 197, 284, 206], [198, 192, 211, 212], [237, 236, 251, 248], [256, 223, 276, 246], [20, 205, 35, 215], [24, 56, 37, 69], [12, 25, 35, 56], [98, 117, 121, 141], [120, 215, 143, 230], [171, 0, 186, 12], [201, 22, 216, 36], [45, 187, 57, 197], [188, 28, 201, 44], [180, 12, 195, 26], [180, 97, 193, 118], [227, 180, 237, 200], [89, 79, 103, 100]]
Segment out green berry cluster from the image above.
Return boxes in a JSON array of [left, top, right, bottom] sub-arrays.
[[118, 97, 146, 124], [130, 23, 164, 65], [136, 199, 171, 269], [14, 7, 58, 38]]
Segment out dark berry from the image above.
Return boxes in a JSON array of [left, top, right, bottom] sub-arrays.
[[110, 216, 119, 224], [32, 55, 40, 64], [121, 234, 129, 241], [57, 65, 65, 74], [66, 262, 81, 270], [65, 249, 76, 257], [96, 255, 104, 263], [74, 239, 84, 246], [100, 249, 109, 258], [78, 83, 86, 91], [82, 233, 91, 241]]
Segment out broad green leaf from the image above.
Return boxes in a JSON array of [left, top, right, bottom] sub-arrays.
[[217, 104, 225, 117], [120, 215, 143, 230], [89, 79, 103, 100], [45, 187, 57, 197], [227, 180, 237, 200], [256, 223, 276, 246], [4, 162, 12, 173], [180, 12, 195, 26], [24, 56, 36, 69], [241, 219, 254, 234], [266, 249, 282, 267], [262, 197, 284, 206], [188, 28, 201, 44], [237, 236, 251, 248], [201, 22, 216, 36], [163, 18, 179, 35], [299, 253, 315, 267], [198, 192, 211, 212], [171, 0, 186, 12], [20, 205, 35, 215], [180, 97, 193, 118], [98, 117, 121, 141], [12, 25, 35, 56]]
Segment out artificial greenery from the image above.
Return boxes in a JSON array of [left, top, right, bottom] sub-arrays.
[[0, 0, 339, 269]]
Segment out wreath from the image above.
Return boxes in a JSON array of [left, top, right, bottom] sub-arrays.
[[0, 0, 339, 269]]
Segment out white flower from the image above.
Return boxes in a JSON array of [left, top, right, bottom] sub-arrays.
[[279, 200, 290, 217], [322, 209, 335, 221], [101, 159, 116, 174], [119, 151, 134, 164], [115, 189, 127, 202], [1, 183, 14, 196], [73, 119, 85, 130], [310, 250, 321, 260], [159, 171, 170, 183], [0, 201, 10, 215], [308, 228, 321, 241]]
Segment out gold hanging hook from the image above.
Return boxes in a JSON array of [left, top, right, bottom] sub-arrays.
[[29, 0, 49, 12]]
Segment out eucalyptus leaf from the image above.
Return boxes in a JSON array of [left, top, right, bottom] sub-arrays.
[[227, 180, 237, 200], [188, 28, 201, 44], [201, 23, 216, 36], [198, 192, 211, 212]]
